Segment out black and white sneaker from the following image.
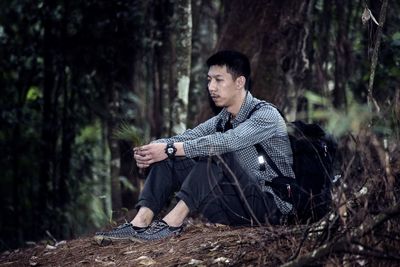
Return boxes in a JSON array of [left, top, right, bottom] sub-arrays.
[[94, 223, 147, 245], [135, 220, 183, 241]]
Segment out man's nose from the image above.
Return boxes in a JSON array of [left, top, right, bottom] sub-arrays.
[[208, 79, 216, 92]]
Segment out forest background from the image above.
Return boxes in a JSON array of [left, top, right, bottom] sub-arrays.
[[0, 0, 399, 256]]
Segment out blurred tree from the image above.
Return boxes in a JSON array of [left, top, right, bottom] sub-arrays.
[[215, 0, 314, 116], [189, 0, 221, 125], [170, 0, 192, 135]]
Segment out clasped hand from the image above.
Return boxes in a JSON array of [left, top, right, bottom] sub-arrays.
[[133, 143, 167, 169]]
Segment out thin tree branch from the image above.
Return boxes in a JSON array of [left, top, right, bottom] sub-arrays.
[[214, 155, 262, 226], [367, 0, 389, 113]]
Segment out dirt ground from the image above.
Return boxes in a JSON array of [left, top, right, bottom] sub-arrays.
[[0, 220, 313, 267], [2, 218, 400, 267]]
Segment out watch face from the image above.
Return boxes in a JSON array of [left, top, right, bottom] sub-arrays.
[[167, 147, 174, 154]]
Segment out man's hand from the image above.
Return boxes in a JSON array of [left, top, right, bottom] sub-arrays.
[[133, 143, 168, 169]]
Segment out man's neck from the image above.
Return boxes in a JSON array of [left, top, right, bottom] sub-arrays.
[[227, 90, 247, 118]]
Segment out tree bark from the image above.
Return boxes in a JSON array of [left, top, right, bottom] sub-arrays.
[[170, 0, 192, 135], [39, 0, 59, 233], [215, 0, 313, 115], [189, 0, 220, 126], [59, 72, 74, 211], [333, 0, 348, 109], [367, 0, 389, 113], [107, 86, 122, 217], [149, 0, 174, 138]]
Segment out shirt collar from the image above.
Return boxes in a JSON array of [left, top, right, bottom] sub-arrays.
[[218, 91, 255, 124], [231, 91, 254, 123]]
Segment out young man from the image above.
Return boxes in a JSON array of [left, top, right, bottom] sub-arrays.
[[95, 50, 295, 243]]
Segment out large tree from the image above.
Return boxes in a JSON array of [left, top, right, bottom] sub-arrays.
[[216, 0, 313, 116]]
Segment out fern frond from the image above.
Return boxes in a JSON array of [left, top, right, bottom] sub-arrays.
[[112, 122, 143, 146]]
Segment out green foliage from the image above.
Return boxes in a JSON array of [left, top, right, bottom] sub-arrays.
[[303, 90, 396, 139], [26, 86, 42, 101], [76, 121, 102, 144], [112, 121, 145, 146], [120, 176, 138, 193], [66, 183, 110, 235], [69, 119, 112, 232], [392, 32, 400, 44]]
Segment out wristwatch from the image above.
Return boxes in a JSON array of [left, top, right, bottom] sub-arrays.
[[165, 142, 177, 159]]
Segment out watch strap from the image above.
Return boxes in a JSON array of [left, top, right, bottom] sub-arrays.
[[165, 142, 177, 159]]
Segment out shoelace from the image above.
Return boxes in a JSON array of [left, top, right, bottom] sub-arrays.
[[107, 223, 135, 237], [117, 223, 131, 229], [145, 221, 167, 234]]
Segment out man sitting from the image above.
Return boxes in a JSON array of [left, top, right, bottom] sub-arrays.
[[95, 50, 295, 242]]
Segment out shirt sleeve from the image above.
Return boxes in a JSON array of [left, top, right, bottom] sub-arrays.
[[184, 105, 283, 158], [151, 116, 218, 144]]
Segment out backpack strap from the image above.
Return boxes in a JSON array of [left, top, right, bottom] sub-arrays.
[[248, 101, 287, 122], [247, 102, 268, 119], [216, 118, 224, 132], [249, 103, 294, 204], [215, 101, 286, 176], [254, 143, 284, 177], [216, 117, 233, 133], [247, 102, 286, 175], [217, 101, 285, 132]]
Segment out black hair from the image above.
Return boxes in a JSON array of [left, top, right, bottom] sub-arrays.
[[206, 50, 251, 90]]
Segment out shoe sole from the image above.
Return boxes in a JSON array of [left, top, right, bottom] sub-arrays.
[[129, 236, 147, 243]]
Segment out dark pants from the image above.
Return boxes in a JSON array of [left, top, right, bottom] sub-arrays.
[[136, 153, 282, 226]]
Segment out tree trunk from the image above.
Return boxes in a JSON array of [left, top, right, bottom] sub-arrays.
[[11, 105, 24, 246], [148, 0, 174, 138], [39, 0, 59, 234], [170, 0, 192, 135], [312, 0, 332, 95], [151, 46, 164, 139], [333, 0, 348, 109], [59, 72, 74, 212], [58, 0, 73, 216], [189, 0, 219, 126], [215, 0, 313, 115], [107, 86, 122, 217]]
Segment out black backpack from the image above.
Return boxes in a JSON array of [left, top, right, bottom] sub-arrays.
[[285, 120, 337, 223], [217, 102, 338, 223]]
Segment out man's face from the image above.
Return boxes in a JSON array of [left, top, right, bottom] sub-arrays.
[[207, 65, 242, 108]]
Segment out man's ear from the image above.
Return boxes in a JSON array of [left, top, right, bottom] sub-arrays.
[[236, 76, 246, 89]]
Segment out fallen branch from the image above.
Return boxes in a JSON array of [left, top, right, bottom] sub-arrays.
[[280, 202, 400, 267]]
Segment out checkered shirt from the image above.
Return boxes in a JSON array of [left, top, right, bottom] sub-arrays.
[[153, 92, 295, 214]]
